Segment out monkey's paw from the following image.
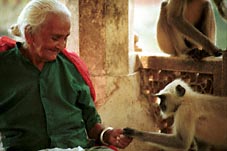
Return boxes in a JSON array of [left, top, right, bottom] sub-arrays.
[[187, 48, 210, 61], [123, 127, 136, 137], [213, 50, 223, 57]]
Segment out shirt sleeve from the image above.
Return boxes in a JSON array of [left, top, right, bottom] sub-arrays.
[[76, 84, 102, 131]]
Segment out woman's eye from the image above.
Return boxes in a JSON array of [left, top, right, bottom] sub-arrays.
[[52, 36, 59, 41]]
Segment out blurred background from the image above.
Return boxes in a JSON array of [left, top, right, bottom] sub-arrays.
[[0, 0, 29, 36]]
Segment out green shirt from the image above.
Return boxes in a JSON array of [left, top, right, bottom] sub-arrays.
[[0, 43, 101, 151]]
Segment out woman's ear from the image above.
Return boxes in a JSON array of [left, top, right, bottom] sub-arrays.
[[24, 25, 33, 44]]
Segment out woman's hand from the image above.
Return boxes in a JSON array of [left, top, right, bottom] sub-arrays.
[[103, 128, 133, 149]]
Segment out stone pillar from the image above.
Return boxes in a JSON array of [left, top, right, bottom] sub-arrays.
[[79, 0, 139, 107], [79, 0, 132, 75]]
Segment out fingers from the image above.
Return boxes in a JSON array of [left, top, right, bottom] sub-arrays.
[[109, 129, 133, 149], [116, 134, 133, 149], [112, 135, 131, 149]]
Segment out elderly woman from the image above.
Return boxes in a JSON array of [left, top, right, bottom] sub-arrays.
[[0, 0, 132, 151]]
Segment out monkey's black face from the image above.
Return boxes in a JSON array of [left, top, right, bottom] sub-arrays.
[[157, 94, 179, 118], [154, 80, 187, 118], [159, 95, 167, 112]]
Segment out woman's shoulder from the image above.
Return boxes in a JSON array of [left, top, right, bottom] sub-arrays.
[[0, 36, 16, 53]]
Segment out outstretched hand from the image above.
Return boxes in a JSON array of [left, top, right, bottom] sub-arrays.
[[106, 128, 133, 149]]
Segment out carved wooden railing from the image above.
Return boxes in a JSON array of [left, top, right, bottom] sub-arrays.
[[140, 52, 227, 100]]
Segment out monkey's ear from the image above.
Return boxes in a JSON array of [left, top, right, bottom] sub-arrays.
[[176, 84, 185, 97]]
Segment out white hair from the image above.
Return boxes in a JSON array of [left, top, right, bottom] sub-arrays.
[[9, 0, 71, 41]]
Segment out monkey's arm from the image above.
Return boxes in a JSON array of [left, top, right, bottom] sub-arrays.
[[123, 106, 196, 150], [123, 128, 187, 150], [167, 0, 222, 56]]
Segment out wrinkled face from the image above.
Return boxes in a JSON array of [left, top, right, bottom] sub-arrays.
[[27, 12, 71, 62], [155, 82, 186, 118]]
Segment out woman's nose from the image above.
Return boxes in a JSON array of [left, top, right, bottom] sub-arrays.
[[56, 40, 66, 50]]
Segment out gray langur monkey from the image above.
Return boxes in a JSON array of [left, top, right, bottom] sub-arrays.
[[156, 0, 227, 60], [123, 79, 227, 151]]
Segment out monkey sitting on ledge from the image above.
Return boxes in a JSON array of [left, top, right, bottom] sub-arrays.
[[123, 79, 227, 151], [156, 0, 227, 60]]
